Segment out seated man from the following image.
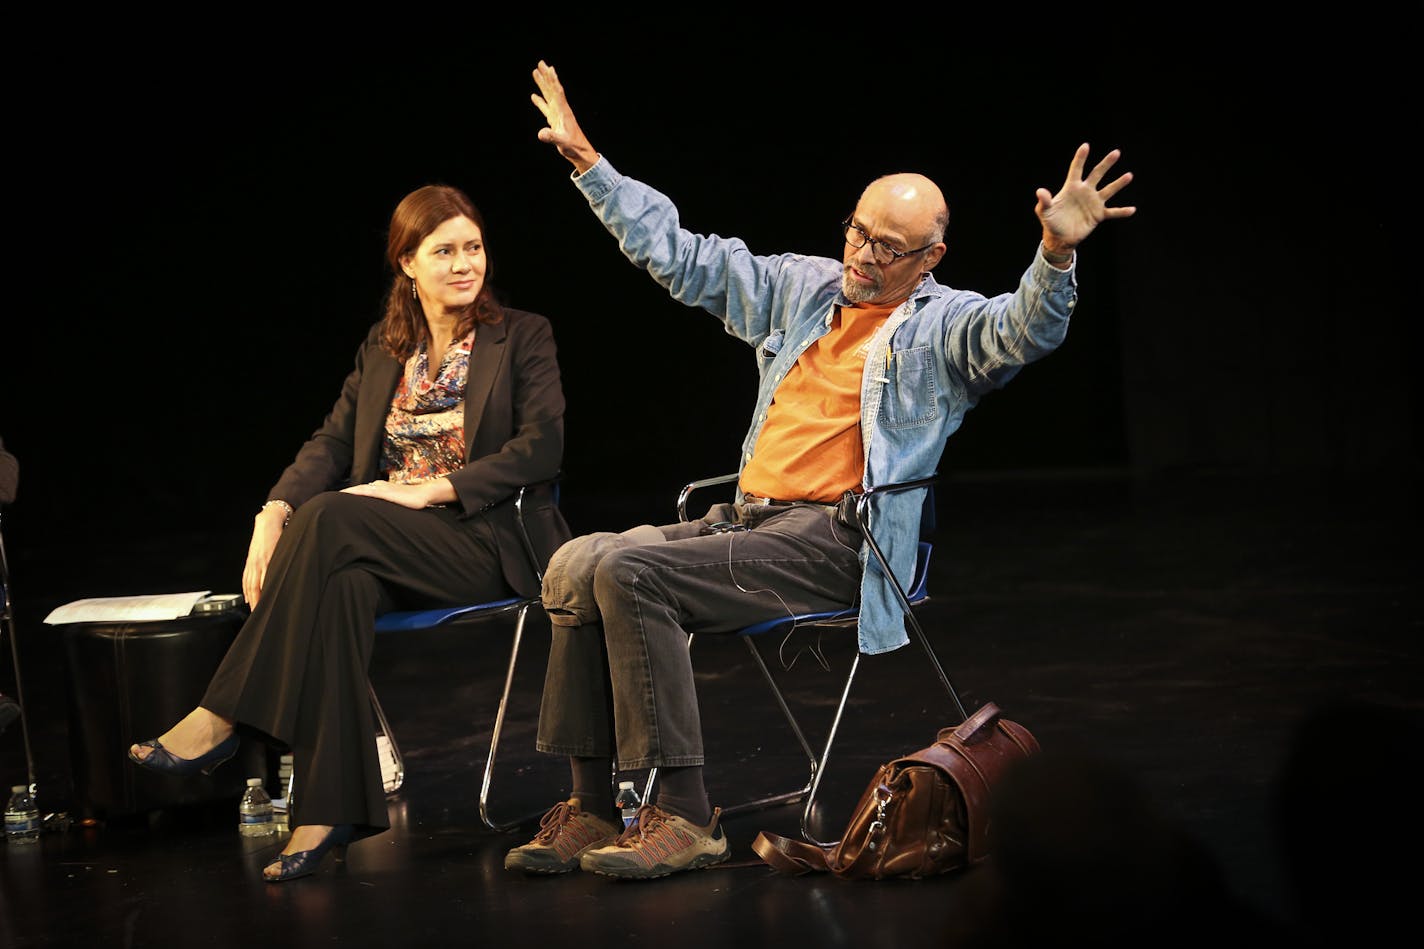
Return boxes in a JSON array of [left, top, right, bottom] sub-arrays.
[[505, 60, 1136, 881]]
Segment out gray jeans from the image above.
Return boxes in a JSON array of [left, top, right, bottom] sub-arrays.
[[535, 500, 863, 769]]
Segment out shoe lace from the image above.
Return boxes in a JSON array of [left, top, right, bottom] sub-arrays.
[[613, 803, 669, 846], [532, 800, 578, 844]]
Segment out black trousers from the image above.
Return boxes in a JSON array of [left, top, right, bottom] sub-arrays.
[[203, 491, 509, 836]]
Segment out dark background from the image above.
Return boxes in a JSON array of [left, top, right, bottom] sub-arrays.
[[0, 22, 1418, 943], [1, 21, 1414, 602]]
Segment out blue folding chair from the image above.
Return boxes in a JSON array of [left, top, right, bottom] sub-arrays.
[[648, 473, 966, 846], [365, 480, 558, 833]]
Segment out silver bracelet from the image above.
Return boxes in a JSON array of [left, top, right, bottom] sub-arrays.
[[260, 499, 293, 527]]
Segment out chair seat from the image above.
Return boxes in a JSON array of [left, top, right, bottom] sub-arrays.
[[374, 597, 533, 632], [736, 542, 932, 639], [738, 609, 857, 637]]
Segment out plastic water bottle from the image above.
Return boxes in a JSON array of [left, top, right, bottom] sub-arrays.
[[614, 780, 642, 829], [238, 778, 276, 837], [4, 784, 40, 842]]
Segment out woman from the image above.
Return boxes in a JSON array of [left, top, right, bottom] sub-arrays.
[[128, 184, 570, 881]]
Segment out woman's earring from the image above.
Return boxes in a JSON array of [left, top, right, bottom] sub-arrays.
[[411, 280, 417, 299]]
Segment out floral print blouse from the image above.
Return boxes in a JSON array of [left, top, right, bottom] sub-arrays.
[[380, 329, 475, 483]]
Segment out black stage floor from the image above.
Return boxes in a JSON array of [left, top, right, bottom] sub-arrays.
[[1, 471, 1419, 948]]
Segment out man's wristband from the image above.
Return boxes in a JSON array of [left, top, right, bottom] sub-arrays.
[[260, 499, 293, 527], [1042, 245, 1075, 266]]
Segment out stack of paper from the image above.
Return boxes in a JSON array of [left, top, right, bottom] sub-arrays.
[[43, 592, 214, 625]]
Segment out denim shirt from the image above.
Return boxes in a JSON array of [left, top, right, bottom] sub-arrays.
[[573, 157, 1079, 654]]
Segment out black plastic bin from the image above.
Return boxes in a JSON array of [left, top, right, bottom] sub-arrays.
[[61, 609, 270, 819]]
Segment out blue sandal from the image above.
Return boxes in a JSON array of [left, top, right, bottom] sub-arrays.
[[127, 733, 239, 777], [264, 825, 354, 882]]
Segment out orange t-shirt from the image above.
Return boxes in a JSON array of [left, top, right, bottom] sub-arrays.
[[739, 303, 895, 502]]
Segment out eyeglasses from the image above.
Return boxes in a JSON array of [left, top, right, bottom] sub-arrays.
[[842, 219, 935, 264]]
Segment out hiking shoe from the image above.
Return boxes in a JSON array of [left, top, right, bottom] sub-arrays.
[[503, 798, 621, 874], [579, 804, 729, 879]]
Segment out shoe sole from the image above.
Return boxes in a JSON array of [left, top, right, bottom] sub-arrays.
[[503, 855, 580, 875], [505, 836, 618, 875], [581, 846, 731, 880]]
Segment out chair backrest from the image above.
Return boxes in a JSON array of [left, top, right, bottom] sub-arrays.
[[906, 540, 933, 602]]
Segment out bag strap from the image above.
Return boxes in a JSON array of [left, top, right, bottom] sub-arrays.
[[751, 830, 833, 875], [946, 700, 1001, 743]]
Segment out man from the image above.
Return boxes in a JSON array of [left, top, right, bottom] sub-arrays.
[[506, 60, 1135, 880]]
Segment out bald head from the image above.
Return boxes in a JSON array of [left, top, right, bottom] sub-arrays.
[[860, 174, 948, 246]]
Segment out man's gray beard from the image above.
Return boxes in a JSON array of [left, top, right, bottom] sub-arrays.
[[842, 267, 882, 304]]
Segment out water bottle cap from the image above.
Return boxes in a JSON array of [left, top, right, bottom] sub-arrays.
[[246, 777, 263, 787], [618, 781, 634, 789]]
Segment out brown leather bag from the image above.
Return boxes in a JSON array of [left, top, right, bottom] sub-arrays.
[[751, 702, 1039, 880]]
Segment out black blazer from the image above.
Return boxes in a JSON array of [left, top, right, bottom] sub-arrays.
[[267, 307, 571, 598]]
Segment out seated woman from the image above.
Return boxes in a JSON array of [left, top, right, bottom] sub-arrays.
[[128, 183, 570, 881]]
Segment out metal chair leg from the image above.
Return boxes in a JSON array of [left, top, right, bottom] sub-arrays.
[[367, 680, 405, 795], [799, 650, 860, 847], [719, 636, 818, 816], [641, 632, 824, 818], [478, 604, 548, 833]]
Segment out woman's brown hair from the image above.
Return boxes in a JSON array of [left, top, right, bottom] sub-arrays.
[[380, 184, 503, 360]]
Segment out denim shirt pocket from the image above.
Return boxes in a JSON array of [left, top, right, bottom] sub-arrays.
[[879, 344, 938, 429]]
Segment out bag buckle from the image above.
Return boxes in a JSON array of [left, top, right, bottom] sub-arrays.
[[866, 789, 891, 851]]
